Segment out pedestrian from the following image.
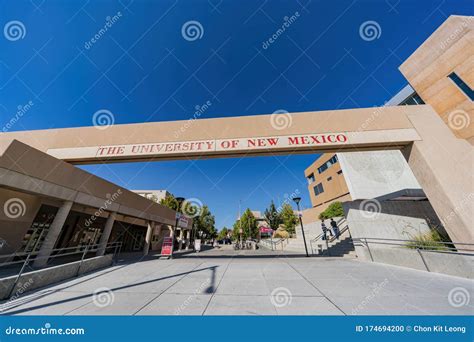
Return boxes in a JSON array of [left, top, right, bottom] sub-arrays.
[[330, 218, 339, 239], [321, 220, 328, 240]]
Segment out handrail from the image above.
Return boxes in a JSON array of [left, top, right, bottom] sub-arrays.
[[353, 237, 474, 254], [0, 242, 123, 268]]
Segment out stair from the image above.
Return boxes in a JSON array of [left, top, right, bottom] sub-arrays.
[[282, 218, 357, 258]]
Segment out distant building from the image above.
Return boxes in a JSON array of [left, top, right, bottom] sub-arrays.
[[132, 190, 169, 203], [303, 85, 429, 223]]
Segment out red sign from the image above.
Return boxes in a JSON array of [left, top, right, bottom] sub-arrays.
[[161, 237, 173, 256]]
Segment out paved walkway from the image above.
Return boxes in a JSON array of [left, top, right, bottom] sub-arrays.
[[1, 246, 473, 315]]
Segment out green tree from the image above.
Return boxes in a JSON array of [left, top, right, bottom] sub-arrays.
[[194, 205, 217, 240], [217, 227, 230, 240], [232, 209, 258, 240], [318, 201, 344, 220], [280, 203, 298, 234], [159, 193, 179, 211], [264, 201, 281, 231]]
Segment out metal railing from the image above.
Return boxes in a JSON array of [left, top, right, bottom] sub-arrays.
[[309, 218, 349, 255], [258, 238, 289, 251], [1, 242, 122, 298], [353, 237, 474, 273]]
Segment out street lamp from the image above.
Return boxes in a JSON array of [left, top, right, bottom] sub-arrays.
[[292, 197, 309, 257], [174, 197, 185, 252]]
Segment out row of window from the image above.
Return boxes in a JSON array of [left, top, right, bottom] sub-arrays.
[[317, 154, 338, 174], [312, 170, 343, 197]]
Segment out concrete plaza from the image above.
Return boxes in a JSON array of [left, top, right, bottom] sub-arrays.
[[1, 246, 473, 315]]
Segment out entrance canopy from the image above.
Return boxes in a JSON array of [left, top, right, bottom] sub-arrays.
[[0, 106, 426, 164]]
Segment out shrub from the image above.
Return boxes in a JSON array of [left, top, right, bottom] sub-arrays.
[[273, 228, 289, 239], [319, 201, 344, 220], [405, 229, 449, 251]]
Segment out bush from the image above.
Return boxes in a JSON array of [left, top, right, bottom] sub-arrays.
[[273, 228, 289, 239], [319, 201, 344, 220], [405, 229, 449, 251]]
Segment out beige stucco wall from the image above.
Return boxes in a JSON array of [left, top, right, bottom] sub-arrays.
[[400, 15, 474, 143]]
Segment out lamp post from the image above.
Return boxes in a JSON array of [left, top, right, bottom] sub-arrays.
[[292, 197, 309, 257], [174, 197, 185, 253]]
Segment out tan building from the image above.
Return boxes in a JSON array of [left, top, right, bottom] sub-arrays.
[[304, 154, 351, 220], [0, 15, 471, 262], [132, 190, 170, 202]]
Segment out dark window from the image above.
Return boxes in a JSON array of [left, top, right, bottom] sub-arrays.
[[337, 170, 343, 175], [307, 173, 315, 183], [448, 72, 474, 101], [313, 182, 324, 196], [317, 155, 338, 174], [327, 176, 332, 181]]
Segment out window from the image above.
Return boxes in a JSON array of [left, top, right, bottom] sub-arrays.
[[400, 93, 425, 105], [307, 173, 315, 184], [337, 170, 343, 175], [317, 155, 338, 174], [448, 72, 474, 101], [313, 182, 324, 196], [327, 176, 332, 181]]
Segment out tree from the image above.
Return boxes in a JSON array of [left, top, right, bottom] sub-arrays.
[[217, 227, 230, 240], [159, 193, 179, 211], [232, 209, 258, 240], [319, 201, 344, 220], [280, 203, 298, 234], [193, 205, 217, 240], [264, 201, 281, 231]]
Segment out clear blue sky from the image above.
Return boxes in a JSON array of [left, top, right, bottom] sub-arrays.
[[1, 0, 472, 229]]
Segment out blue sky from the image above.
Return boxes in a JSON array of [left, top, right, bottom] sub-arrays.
[[1, 0, 473, 229]]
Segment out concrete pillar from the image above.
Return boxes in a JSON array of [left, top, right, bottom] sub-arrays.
[[33, 200, 73, 268], [178, 228, 184, 250], [185, 230, 191, 250], [143, 221, 154, 255], [405, 107, 474, 245], [96, 212, 116, 256]]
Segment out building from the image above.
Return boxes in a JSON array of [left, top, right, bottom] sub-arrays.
[[0, 141, 192, 267], [132, 190, 169, 203], [0, 15, 471, 264], [304, 153, 350, 220]]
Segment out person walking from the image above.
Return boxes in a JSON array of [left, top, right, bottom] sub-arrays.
[[321, 220, 329, 240], [330, 218, 339, 239]]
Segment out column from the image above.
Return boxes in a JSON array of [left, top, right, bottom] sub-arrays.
[[406, 108, 474, 246], [143, 221, 154, 255], [185, 230, 191, 250], [178, 228, 184, 250], [96, 212, 117, 256], [33, 201, 73, 268]]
